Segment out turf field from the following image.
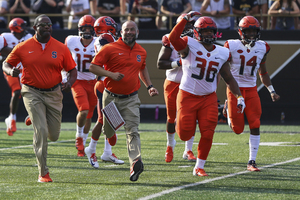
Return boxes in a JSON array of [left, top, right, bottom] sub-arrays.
[[0, 122, 300, 200]]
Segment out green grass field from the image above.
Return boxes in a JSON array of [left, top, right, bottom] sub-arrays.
[[1, 122, 300, 200]]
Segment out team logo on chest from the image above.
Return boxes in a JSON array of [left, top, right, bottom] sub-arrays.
[[52, 51, 57, 58], [136, 55, 141, 62]]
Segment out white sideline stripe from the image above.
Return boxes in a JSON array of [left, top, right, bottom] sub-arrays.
[[0, 133, 126, 151], [138, 157, 300, 200], [0, 139, 74, 150], [2, 141, 296, 151], [257, 48, 300, 91]]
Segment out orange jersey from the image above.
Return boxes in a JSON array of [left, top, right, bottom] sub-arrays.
[[5, 35, 76, 89], [91, 38, 146, 95]]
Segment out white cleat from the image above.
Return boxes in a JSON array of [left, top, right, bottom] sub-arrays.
[[101, 153, 124, 165], [84, 147, 99, 169]]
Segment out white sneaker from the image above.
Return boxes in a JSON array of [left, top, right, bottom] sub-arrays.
[[84, 147, 99, 168], [101, 153, 124, 165]]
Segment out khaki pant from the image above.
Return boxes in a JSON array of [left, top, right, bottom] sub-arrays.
[[21, 84, 63, 177], [102, 90, 141, 166]]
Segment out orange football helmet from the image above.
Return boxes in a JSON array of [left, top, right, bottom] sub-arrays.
[[9, 18, 27, 34], [78, 15, 95, 39], [94, 16, 118, 37], [193, 17, 217, 44], [238, 16, 261, 43]]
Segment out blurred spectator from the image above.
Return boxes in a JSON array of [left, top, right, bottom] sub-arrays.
[[120, 0, 129, 22], [90, 0, 97, 15], [9, 0, 31, 27], [200, 0, 231, 30], [33, 0, 65, 29], [0, 0, 8, 28], [131, 0, 158, 29], [297, 0, 300, 29], [66, 0, 90, 29], [257, 0, 268, 29], [190, 0, 204, 12], [268, 0, 300, 30], [161, 0, 192, 30], [231, 0, 258, 27], [127, 0, 136, 13], [268, 0, 277, 29], [97, 0, 121, 27], [156, 0, 163, 29]]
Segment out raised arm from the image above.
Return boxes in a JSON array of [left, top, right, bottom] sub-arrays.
[[169, 11, 200, 57]]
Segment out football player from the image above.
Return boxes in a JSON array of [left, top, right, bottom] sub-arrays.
[[64, 15, 98, 157], [157, 13, 197, 163], [169, 12, 245, 176], [223, 16, 280, 171], [2, 18, 32, 136], [84, 16, 124, 168]]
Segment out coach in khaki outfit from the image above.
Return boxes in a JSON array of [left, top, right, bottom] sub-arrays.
[[2, 14, 77, 183], [90, 20, 159, 182]]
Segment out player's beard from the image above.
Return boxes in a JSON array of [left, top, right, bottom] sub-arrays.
[[123, 34, 136, 45]]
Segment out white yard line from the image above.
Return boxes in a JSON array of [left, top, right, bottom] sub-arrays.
[[0, 139, 74, 151], [138, 157, 300, 200], [0, 133, 126, 151]]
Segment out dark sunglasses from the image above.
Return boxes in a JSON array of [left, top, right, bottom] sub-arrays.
[[37, 23, 52, 27]]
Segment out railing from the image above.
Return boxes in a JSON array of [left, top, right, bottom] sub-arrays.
[[2, 13, 300, 30]]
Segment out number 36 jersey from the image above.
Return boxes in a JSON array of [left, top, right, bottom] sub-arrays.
[[180, 37, 230, 96], [65, 35, 96, 80], [224, 39, 270, 88]]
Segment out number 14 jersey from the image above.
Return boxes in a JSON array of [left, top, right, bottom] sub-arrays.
[[224, 39, 270, 88]]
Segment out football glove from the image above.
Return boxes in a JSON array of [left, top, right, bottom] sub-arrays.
[[237, 96, 245, 114], [171, 58, 182, 69], [183, 11, 201, 22]]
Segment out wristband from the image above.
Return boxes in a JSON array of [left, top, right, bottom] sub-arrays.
[[259, 71, 268, 76], [267, 85, 275, 94], [171, 60, 180, 69], [147, 84, 153, 90]]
